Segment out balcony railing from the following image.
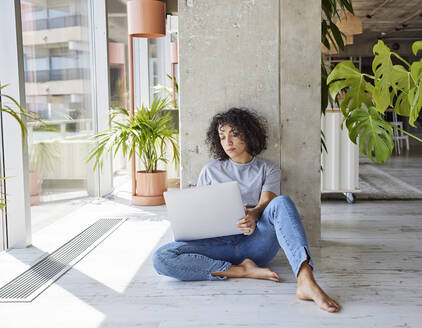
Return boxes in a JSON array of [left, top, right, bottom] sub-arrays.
[[25, 68, 90, 83], [22, 15, 87, 32], [28, 118, 93, 137]]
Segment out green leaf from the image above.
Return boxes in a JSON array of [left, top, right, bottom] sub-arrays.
[[410, 59, 422, 81], [28, 140, 60, 174], [371, 40, 415, 114], [321, 129, 328, 154], [342, 0, 354, 14], [412, 40, 422, 56], [394, 92, 411, 116], [371, 40, 391, 108], [321, 21, 331, 49], [88, 96, 179, 173], [327, 61, 373, 113], [408, 82, 422, 127], [329, 23, 345, 51], [345, 107, 394, 163], [326, 29, 339, 53]]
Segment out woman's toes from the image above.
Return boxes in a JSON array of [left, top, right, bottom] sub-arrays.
[[332, 300, 341, 309], [323, 301, 340, 312], [326, 298, 340, 310], [326, 305, 337, 313]]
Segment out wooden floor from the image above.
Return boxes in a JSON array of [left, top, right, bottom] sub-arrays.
[[0, 198, 421, 327]]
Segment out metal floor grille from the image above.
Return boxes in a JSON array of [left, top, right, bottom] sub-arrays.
[[0, 218, 125, 302]]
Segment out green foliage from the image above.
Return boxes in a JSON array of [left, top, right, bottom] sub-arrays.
[[1, 84, 35, 143], [88, 96, 180, 173], [327, 40, 422, 163], [321, 0, 353, 53], [321, 0, 355, 152], [29, 140, 60, 176], [0, 84, 48, 138], [321, 59, 329, 113], [0, 177, 6, 212], [321, 0, 354, 109], [0, 84, 46, 211], [153, 74, 179, 108], [328, 61, 374, 115], [345, 107, 394, 163]]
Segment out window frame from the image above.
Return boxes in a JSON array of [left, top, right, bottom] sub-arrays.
[[0, 0, 112, 250]]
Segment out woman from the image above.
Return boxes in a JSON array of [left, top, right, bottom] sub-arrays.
[[153, 108, 340, 313]]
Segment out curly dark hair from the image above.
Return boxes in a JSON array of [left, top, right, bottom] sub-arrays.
[[206, 107, 268, 160]]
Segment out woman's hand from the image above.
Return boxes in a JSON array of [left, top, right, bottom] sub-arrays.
[[237, 206, 260, 236]]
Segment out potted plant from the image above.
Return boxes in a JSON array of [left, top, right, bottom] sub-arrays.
[[88, 96, 180, 205], [327, 40, 422, 163], [28, 139, 59, 205], [0, 84, 44, 210]]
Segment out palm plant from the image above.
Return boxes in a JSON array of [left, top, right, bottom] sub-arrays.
[[29, 140, 60, 176], [0, 84, 34, 141], [88, 96, 179, 173], [0, 84, 44, 211], [153, 74, 179, 109], [327, 40, 422, 163]]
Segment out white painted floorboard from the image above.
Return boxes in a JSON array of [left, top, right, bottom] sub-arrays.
[[0, 199, 421, 327]]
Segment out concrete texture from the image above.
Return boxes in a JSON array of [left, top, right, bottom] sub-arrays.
[[178, 0, 280, 183], [279, 0, 321, 246], [179, 1, 321, 245]]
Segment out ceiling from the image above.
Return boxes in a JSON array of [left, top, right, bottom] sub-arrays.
[[107, 0, 421, 56], [348, 0, 422, 46]]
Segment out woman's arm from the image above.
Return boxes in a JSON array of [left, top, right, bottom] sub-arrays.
[[237, 191, 277, 235], [249, 191, 277, 221]]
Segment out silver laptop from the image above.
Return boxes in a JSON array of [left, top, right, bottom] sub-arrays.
[[163, 181, 245, 241]]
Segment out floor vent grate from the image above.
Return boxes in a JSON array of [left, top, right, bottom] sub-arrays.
[[0, 218, 126, 302]]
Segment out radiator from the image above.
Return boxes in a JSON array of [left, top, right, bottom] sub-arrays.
[[321, 110, 360, 193]]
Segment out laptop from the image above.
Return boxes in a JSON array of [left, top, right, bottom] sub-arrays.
[[163, 181, 245, 241]]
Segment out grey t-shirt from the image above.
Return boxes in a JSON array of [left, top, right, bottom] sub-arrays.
[[196, 157, 281, 207]]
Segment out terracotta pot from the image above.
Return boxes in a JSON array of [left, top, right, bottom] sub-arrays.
[[29, 171, 41, 205], [133, 170, 167, 206]]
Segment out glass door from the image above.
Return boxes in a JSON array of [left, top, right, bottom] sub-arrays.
[[107, 0, 131, 199], [21, 0, 96, 233]]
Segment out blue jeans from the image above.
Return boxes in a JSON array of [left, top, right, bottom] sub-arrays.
[[153, 195, 314, 281]]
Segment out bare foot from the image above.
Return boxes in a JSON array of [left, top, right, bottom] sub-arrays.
[[211, 258, 280, 282], [296, 263, 341, 313], [240, 258, 280, 282]]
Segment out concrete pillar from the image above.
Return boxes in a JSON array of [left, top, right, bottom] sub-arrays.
[[179, 0, 321, 246], [279, 1, 321, 246]]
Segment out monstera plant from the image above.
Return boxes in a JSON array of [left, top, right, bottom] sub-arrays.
[[327, 40, 422, 163]]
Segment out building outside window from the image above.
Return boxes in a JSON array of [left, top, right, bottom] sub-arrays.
[[21, 0, 95, 233]]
